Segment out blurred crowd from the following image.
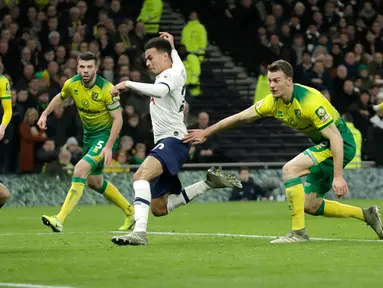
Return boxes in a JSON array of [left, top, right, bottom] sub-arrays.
[[177, 0, 383, 164], [0, 0, 213, 175], [2, 0, 383, 176]]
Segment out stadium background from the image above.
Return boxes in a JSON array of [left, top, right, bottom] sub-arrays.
[[0, 0, 382, 202]]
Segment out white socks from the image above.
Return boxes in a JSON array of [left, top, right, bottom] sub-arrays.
[[132, 180, 151, 233], [167, 181, 211, 213]]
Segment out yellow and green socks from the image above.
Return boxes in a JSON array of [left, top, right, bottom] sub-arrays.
[[57, 177, 86, 223], [284, 178, 305, 231], [98, 180, 134, 216], [315, 199, 364, 221]]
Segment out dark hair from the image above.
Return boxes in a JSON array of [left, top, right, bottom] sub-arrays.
[[144, 37, 172, 56], [239, 166, 250, 173], [267, 60, 294, 78], [78, 51, 97, 64]]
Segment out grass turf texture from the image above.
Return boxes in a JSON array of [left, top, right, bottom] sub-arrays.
[[1, 200, 383, 288]]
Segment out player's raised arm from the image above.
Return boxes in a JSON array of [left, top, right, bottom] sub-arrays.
[[160, 32, 185, 72], [183, 105, 260, 144], [0, 77, 12, 141], [320, 123, 348, 197]]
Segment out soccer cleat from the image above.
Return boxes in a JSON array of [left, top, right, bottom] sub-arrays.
[[111, 232, 148, 246], [117, 215, 136, 231], [270, 229, 310, 243], [41, 215, 63, 233], [362, 205, 383, 239], [205, 167, 242, 189]]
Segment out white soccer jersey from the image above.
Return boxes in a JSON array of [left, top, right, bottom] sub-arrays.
[[150, 65, 187, 144]]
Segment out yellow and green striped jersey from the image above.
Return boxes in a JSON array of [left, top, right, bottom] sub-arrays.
[[61, 74, 120, 135], [254, 84, 343, 144]]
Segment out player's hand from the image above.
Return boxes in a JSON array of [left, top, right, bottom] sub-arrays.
[[101, 146, 113, 167], [183, 129, 208, 144], [37, 114, 47, 130], [159, 32, 175, 49], [0, 124, 5, 141], [110, 82, 127, 96], [332, 176, 348, 198]]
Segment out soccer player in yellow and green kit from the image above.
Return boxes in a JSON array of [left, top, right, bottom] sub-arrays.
[[37, 52, 135, 232], [0, 70, 12, 208], [185, 60, 383, 243]]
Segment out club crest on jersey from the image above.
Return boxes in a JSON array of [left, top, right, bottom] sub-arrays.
[[315, 106, 329, 123], [91, 92, 99, 100], [82, 99, 90, 108], [256, 100, 263, 109], [294, 109, 302, 119]]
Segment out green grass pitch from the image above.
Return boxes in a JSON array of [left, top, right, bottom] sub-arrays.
[[1, 200, 383, 288]]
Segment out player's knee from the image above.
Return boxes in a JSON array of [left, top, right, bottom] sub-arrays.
[[0, 184, 10, 203], [87, 178, 103, 191], [73, 161, 90, 178], [151, 201, 167, 217], [282, 162, 299, 182], [304, 199, 322, 215], [133, 171, 142, 182]]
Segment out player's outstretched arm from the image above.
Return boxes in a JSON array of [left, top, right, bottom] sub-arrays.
[[111, 81, 169, 98], [184, 105, 260, 144], [320, 123, 348, 197], [38, 93, 64, 129]]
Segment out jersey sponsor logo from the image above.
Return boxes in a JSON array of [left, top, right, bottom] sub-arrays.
[[78, 106, 100, 114], [82, 99, 90, 108], [91, 92, 99, 100], [5, 82, 10, 93], [294, 109, 302, 119], [255, 100, 263, 109], [277, 111, 283, 117], [315, 106, 330, 123]]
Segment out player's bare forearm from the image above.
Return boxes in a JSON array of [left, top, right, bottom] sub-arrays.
[[321, 123, 344, 177], [206, 105, 259, 137], [106, 109, 123, 149], [42, 93, 64, 117]]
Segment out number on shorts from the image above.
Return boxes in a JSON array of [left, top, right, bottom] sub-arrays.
[[154, 143, 165, 150], [95, 141, 104, 149]]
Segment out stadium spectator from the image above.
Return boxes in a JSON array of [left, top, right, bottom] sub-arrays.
[[137, 0, 163, 38], [188, 112, 219, 163], [19, 108, 46, 173], [104, 149, 130, 173], [230, 167, 267, 201], [45, 149, 73, 176], [63, 137, 82, 166], [36, 138, 58, 173], [181, 11, 208, 61]]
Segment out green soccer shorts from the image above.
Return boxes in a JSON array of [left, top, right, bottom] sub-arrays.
[[82, 130, 119, 176], [303, 128, 356, 197]]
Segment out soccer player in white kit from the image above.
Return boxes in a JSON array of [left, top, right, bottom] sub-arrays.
[[110, 32, 241, 246]]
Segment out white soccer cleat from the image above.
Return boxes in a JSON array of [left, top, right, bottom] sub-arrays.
[[271, 230, 309, 243], [112, 232, 149, 246]]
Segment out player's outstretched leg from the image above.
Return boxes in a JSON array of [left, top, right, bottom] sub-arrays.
[[305, 193, 383, 239], [42, 160, 91, 233], [0, 183, 10, 209], [88, 175, 135, 231], [166, 167, 242, 214]]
